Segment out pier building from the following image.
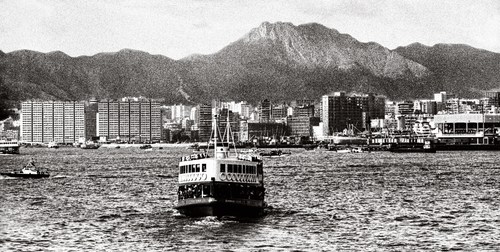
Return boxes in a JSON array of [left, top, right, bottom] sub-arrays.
[[434, 113, 500, 145]]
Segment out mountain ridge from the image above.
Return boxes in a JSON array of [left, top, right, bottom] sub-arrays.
[[1, 21, 499, 109]]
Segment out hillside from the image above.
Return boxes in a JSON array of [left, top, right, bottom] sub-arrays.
[[395, 43, 500, 97]]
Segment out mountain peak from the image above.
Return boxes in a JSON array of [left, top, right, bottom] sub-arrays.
[[243, 22, 342, 43], [244, 21, 296, 42]]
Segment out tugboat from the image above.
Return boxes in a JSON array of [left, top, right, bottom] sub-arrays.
[[174, 113, 266, 217], [1, 159, 50, 178]]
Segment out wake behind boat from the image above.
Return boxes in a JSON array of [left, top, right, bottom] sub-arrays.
[[1, 160, 50, 178], [174, 113, 266, 217]]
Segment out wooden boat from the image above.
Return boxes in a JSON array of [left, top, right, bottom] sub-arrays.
[[174, 113, 266, 217], [1, 160, 50, 178]]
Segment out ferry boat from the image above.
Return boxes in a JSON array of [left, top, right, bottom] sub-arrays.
[[0, 140, 20, 154], [174, 114, 266, 217], [389, 140, 436, 153]]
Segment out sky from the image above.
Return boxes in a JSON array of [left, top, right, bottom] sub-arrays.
[[1, 0, 499, 59]]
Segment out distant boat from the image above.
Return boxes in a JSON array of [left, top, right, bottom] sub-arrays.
[[1, 160, 50, 178], [81, 142, 100, 149], [389, 140, 436, 153], [186, 143, 200, 150], [47, 142, 59, 149], [174, 113, 266, 217], [259, 149, 291, 157], [331, 135, 368, 145], [139, 144, 152, 150], [329, 124, 369, 146], [0, 140, 20, 154], [330, 146, 368, 153]]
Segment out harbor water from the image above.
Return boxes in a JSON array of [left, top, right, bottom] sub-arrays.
[[1, 147, 499, 251]]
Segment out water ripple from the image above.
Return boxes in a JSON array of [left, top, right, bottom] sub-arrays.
[[1, 148, 500, 250]]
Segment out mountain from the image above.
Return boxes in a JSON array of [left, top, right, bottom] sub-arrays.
[[0, 49, 187, 103], [1, 22, 499, 108], [180, 22, 433, 103], [395, 43, 500, 97]]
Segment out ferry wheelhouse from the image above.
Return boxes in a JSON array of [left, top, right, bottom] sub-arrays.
[[0, 140, 20, 154], [175, 114, 265, 217]]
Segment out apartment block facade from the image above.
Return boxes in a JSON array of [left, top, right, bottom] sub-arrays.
[[21, 101, 85, 143], [97, 99, 161, 142]]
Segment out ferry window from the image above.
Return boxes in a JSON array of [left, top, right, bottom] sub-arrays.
[[238, 165, 242, 173], [179, 166, 183, 174], [220, 164, 226, 172], [196, 164, 200, 172], [189, 165, 192, 173], [228, 164, 233, 173], [202, 164, 206, 172]]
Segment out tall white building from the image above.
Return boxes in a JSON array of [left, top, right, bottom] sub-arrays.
[[98, 99, 161, 142], [434, 91, 447, 103], [21, 101, 85, 144]]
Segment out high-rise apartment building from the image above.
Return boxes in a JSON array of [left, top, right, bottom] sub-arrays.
[[21, 101, 85, 143], [270, 104, 288, 120], [97, 99, 161, 142], [218, 108, 239, 142], [259, 100, 271, 123], [321, 92, 385, 136], [85, 98, 99, 140], [197, 104, 212, 142]]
